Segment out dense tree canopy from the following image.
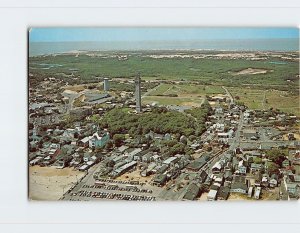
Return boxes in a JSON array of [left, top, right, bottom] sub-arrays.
[[266, 162, 280, 175], [100, 104, 211, 138], [265, 149, 288, 166]]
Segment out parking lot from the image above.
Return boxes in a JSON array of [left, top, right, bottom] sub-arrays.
[[63, 173, 160, 201], [68, 190, 156, 201]]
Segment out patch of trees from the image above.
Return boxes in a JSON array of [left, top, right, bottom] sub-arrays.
[[100, 104, 211, 140], [184, 100, 212, 135], [265, 148, 288, 166], [161, 140, 194, 156], [113, 134, 125, 147], [267, 162, 280, 175], [100, 107, 198, 137]]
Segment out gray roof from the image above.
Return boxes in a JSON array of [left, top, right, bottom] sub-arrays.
[[183, 183, 200, 200], [153, 174, 167, 184], [186, 155, 209, 171], [231, 182, 248, 191], [251, 163, 262, 169], [224, 170, 233, 179], [218, 186, 230, 199]]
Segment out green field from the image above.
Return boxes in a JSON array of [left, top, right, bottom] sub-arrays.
[[144, 83, 224, 107], [228, 87, 265, 109], [29, 51, 299, 115], [228, 87, 299, 116], [265, 90, 299, 116], [148, 84, 225, 96], [29, 52, 299, 89], [143, 96, 204, 107]]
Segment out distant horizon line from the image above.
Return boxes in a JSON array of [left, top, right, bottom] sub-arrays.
[[29, 38, 299, 43], [29, 48, 300, 58]]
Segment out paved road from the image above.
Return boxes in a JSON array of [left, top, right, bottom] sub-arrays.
[[62, 91, 81, 113], [222, 86, 234, 105], [62, 162, 102, 200], [200, 110, 244, 174]]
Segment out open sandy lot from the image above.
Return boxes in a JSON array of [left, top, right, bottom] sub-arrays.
[[228, 193, 251, 201], [233, 68, 271, 75], [29, 166, 86, 201], [198, 192, 208, 201], [115, 169, 154, 184], [283, 133, 300, 141]]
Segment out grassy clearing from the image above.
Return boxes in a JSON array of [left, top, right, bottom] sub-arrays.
[[148, 83, 225, 97], [265, 90, 299, 116], [227, 87, 299, 116], [143, 96, 204, 107], [227, 87, 265, 109], [149, 84, 173, 96]]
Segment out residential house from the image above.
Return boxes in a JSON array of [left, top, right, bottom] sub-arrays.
[[261, 174, 269, 187], [83, 152, 92, 162], [293, 175, 300, 183], [182, 183, 201, 201], [127, 148, 142, 161], [224, 162, 233, 172], [186, 155, 209, 171], [118, 145, 129, 153], [286, 183, 299, 196], [237, 160, 247, 175], [254, 187, 261, 200], [232, 157, 239, 171], [224, 170, 233, 183], [224, 153, 233, 162], [250, 163, 263, 173], [248, 186, 254, 198], [230, 182, 248, 194], [254, 173, 262, 187], [157, 164, 168, 174], [282, 159, 290, 168], [217, 186, 230, 200], [152, 174, 168, 187], [79, 137, 89, 148], [198, 170, 208, 184], [142, 153, 154, 163], [210, 182, 221, 191], [230, 175, 248, 194], [214, 173, 224, 185], [212, 161, 224, 174], [163, 157, 180, 167], [207, 189, 218, 201], [63, 128, 81, 139], [55, 156, 72, 169], [269, 174, 278, 188]]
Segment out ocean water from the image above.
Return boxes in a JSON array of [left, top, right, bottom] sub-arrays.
[[29, 39, 299, 56]]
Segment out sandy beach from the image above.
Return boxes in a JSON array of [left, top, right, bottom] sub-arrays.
[[29, 166, 86, 201]]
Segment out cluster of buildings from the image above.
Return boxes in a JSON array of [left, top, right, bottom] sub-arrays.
[[29, 121, 110, 171], [28, 73, 300, 201], [28, 74, 151, 175]]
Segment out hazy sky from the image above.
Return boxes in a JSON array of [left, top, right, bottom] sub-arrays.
[[29, 28, 299, 42]]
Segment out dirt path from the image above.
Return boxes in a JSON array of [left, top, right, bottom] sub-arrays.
[[222, 86, 234, 105], [142, 83, 162, 99], [262, 91, 267, 110]]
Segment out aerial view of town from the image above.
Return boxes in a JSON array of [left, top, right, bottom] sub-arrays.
[[28, 28, 300, 201]]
